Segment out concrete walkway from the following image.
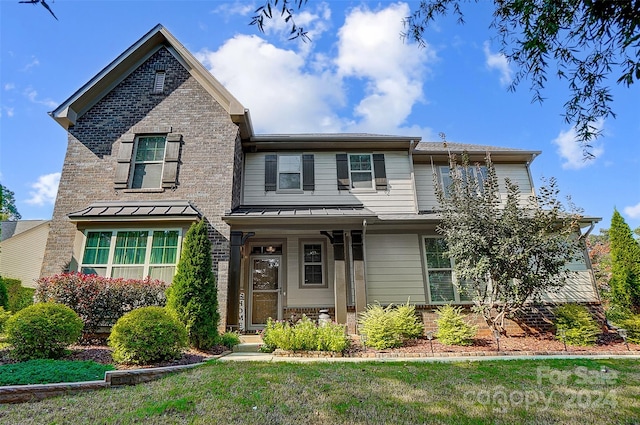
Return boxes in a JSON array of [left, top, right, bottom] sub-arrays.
[[219, 351, 640, 363]]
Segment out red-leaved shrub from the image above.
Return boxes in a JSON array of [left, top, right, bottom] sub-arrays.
[[36, 273, 169, 336]]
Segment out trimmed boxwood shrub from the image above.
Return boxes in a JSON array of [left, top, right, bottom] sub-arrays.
[[434, 304, 478, 346], [1, 278, 34, 313], [109, 307, 188, 365], [0, 307, 11, 333], [5, 303, 83, 360], [554, 304, 601, 346], [0, 278, 8, 309]]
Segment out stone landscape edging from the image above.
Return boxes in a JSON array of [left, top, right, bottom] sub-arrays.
[[0, 351, 231, 404], [272, 349, 640, 358]]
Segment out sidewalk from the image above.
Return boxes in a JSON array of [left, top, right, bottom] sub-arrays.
[[219, 351, 640, 363]]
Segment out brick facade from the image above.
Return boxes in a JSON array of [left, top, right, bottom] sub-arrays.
[[41, 47, 241, 329]]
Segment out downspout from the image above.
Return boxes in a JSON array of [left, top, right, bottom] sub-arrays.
[[409, 140, 419, 213]]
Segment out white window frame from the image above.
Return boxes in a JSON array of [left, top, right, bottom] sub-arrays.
[[277, 154, 303, 191], [79, 228, 182, 282], [348, 153, 374, 190], [422, 236, 473, 304], [439, 165, 487, 198], [130, 135, 167, 189], [299, 240, 327, 288]]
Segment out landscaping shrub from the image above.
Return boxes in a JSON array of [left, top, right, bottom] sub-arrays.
[[5, 303, 83, 360], [262, 316, 349, 352], [36, 273, 169, 335], [0, 307, 11, 333], [358, 301, 424, 349], [1, 278, 34, 313], [109, 306, 187, 365], [166, 220, 219, 349], [554, 304, 601, 346], [217, 331, 241, 349], [617, 315, 640, 344], [606, 304, 633, 326], [434, 304, 478, 346], [0, 278, 8, 309]]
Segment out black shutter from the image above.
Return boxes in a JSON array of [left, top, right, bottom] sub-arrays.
[[114, 133, 135, 189], [373, 153, 387, 190], [265, 154, 277, 191], [302, 154, 314, 191], [162, 134, 181, 188], [336, 154, 349, 190]]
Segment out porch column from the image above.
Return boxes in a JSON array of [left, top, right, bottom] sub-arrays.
[[351, 230, 367, 314], [332, 230, 348, 324], [226, 231, 244, 330]]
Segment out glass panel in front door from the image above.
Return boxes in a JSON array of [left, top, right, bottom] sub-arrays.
[[251, 257, 280, 326]]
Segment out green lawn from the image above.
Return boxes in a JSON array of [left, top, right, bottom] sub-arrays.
[[0, 359, 115, 386], [0, 359, 638, 424]]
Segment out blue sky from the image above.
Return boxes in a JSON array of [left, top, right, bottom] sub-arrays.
[[1, 0, 639, 232]]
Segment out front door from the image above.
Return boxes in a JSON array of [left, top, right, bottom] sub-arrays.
[[250, 255, 282, 328]]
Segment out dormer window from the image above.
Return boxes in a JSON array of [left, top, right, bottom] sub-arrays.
[[153, 71, 166, 93]]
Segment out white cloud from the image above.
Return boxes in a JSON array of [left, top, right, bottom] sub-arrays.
[[25, 172, 60, 206], [483, 41, 512, 86], [4, 83, 15, 91], [24, 87, 57, 109], [552, 120, 605, 170], [1, 106, 15, 118], [624, 202, 640, 219], [22, 56, 40, 71], [196, 2, 434, 139], [210, 1, 254, 18]]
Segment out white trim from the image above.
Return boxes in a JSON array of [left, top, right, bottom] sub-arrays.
[[276, 154, 302, 191], [130, 135, 167, 189], [348, 153, 374, 190], [299, 239, 327, 288]]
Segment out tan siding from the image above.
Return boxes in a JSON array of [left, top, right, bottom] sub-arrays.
[[243, 152, 417, 214], [0, 223, 50, 288], [542, 252, 599, 303], [285, 236, 335, 307], [365, 234, 426, 304], [414, 163, 534, 211]]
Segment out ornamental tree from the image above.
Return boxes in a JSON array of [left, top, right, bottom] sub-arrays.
[[435, 152, 583, 334], [166, 220, 219, 349], [609, 209, 640, 311]]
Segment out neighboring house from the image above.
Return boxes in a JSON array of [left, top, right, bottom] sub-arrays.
[[1, 220, 50, 288], [42, 24, 601, 334]]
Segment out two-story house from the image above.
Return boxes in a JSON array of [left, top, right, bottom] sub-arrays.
[[42, 25, 600, 334]]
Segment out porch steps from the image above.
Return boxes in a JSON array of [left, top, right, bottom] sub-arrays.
[[233, 335, 264, 353]]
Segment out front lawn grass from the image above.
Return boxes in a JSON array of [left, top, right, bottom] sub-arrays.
[[0, 358, 638, 424], [0, 360, 115, 386]]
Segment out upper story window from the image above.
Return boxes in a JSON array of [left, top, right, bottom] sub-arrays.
[[336, 153, 387, 191], [132, 136, 166, 189], [440, 165, 488, 197], [153, 71, 166, 93], [114, 132, 182, 191], [81, 229, 181, 283], [278, 155, 302, 190], [349, 154, 374, 189], [423, 237, 473, 304], [265, 154, 314, 192]]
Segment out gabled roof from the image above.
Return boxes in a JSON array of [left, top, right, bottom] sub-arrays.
[[0, 220, 50, 242], [49, 24, 252, 138]]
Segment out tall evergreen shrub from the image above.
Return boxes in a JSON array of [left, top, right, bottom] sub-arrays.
[[166, 220, 219, 349], [609, 209, 640, 311], [0, 278, 8, 310]]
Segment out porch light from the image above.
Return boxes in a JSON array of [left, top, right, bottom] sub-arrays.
[[618, 328, 630, 351], [494, 329, 501, 352], [266, 245, 276, 253], [426, 331, 434, 355]]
